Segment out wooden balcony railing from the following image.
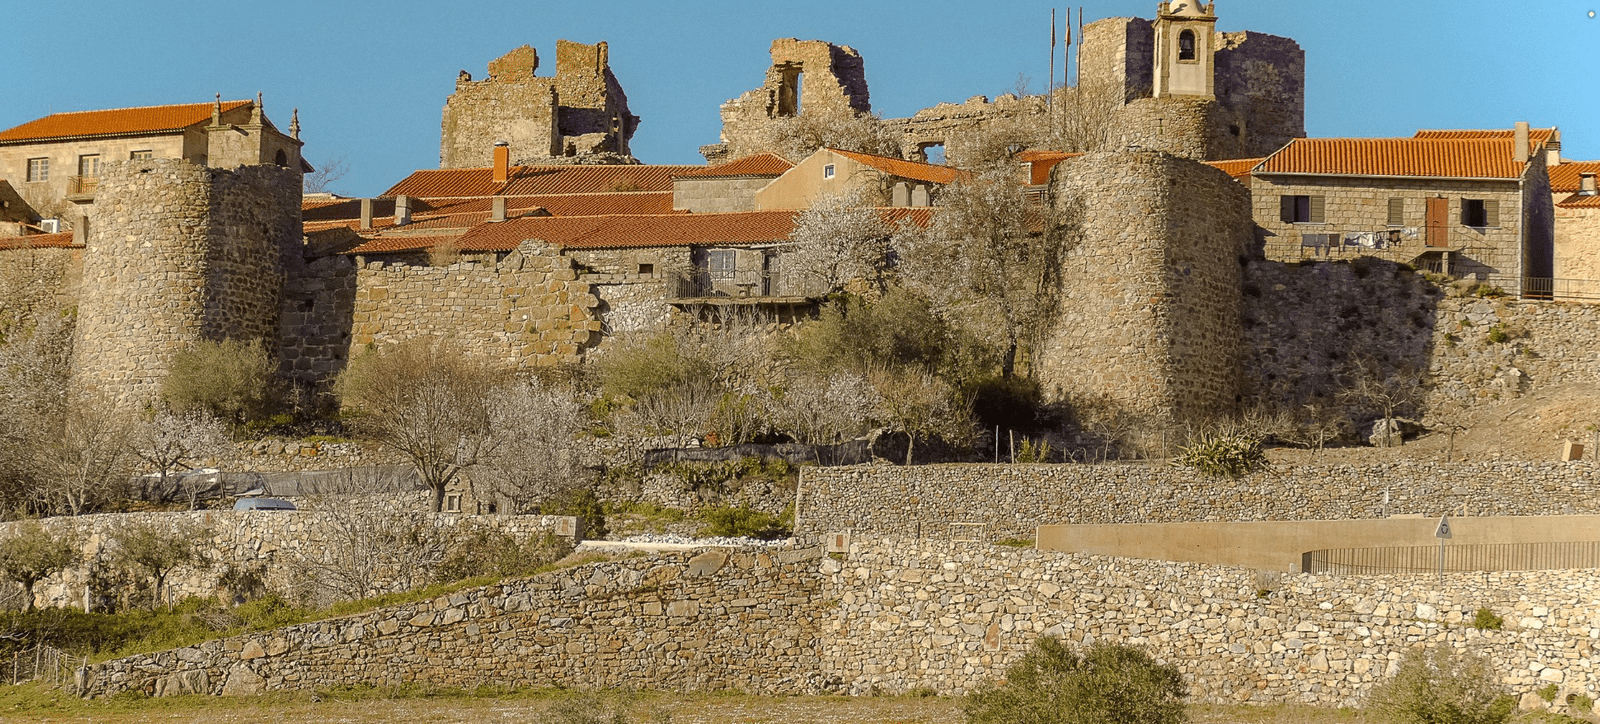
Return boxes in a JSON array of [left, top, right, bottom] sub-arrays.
[[67, 176, 99, 196]]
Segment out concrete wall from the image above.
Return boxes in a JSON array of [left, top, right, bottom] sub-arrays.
[[1037, 515, 1600, 571], [70, 159, 301, 407], [793, 461, 1600, 543], [1043, 150, 1248, 432]]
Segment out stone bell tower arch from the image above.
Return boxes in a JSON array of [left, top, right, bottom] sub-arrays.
[[1153, 0, 1217, 99]]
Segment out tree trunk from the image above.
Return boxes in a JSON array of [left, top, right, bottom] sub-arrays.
[[904, 434, 916, 466], [1000, 343, 1018, 378]]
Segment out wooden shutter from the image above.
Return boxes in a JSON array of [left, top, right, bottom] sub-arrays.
[[1484, 199, 1499, 227], [1308, 196, 1326, 224], [1387, 198, 1404, 226], [1280, 195, 1295, 223]]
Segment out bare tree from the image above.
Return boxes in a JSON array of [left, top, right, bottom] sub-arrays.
[[1044, 78, 1125, 153], [1337, 353, 1425, 447], [30, 397, 137, 516], [756, 112, 903, 162], [131, 410, 231, 508], [0, 313, 73, 511], [302, 155, 350, 195], [894, 167, 1081, 377], [868, 367, 971, 464], [294, 509, 446, 604], [337, 337, 511, 512], [782, 188, 890, 296], [477, 378, 591, 513], [766, 373, 881, 448]]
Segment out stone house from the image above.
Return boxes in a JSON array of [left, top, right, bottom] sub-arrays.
[[672, 154, 793, 213], [0, 97, 307, 229], [1250, 129, 1555, 296]]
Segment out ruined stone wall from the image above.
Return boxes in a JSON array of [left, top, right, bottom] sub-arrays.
[[1252, 175, 1527, 289], [71, 159, 301, 406], [1042, 150, 1248, 432], [350, 241, 600, 368], [794, 461, 1600, 542], [4, 511, 572, 611], [707, 39, 871, 162], [74, 536, 1600, 710], [77, 546, 829, 699], [440, 42, 638, 168], [1212, 31, 1305, 156]]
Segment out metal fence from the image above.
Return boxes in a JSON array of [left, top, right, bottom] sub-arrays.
[[1520, 277, 1600, 302], [1303, 541, 1600, 576]]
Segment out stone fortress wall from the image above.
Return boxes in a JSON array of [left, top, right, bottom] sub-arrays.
[[69, 159, 302, 406], [73, 537, 1600, 713]]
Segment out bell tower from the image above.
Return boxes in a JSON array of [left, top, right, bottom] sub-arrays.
[[1153, 0, 1216, 99]]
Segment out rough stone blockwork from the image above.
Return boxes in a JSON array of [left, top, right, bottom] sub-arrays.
[[2, 511, 568, 610], [77, 546, 829, 699], [76, 538, 1600, 709], [795, 462, 1600, 542]]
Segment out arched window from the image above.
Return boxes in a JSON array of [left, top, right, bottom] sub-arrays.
[[1178, 30, 1197, 61], [274, 150, 288, 167]]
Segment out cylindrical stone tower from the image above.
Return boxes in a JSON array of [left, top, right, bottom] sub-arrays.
[[1040, 149, 1251, 435], [71, 159, 301, 406]]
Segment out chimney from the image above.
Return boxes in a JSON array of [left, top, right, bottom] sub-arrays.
[[359, 198, 373, 230], [491, 196, 506, 222], [1514, 121, 1530, 163], [395, 195, 411, 226], [1548, 128, 1562, 167], [492, 141, 510, 184], [1581, 173, 1598, 197], [73, 214, 89, 246]]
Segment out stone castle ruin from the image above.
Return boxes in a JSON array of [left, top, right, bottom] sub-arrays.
[[705, 1, 1303, 166], [440, 40, 640, 167]]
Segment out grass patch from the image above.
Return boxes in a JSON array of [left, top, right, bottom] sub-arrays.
[[993, 538, 1034, 548]]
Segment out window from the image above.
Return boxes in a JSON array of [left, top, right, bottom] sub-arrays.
[[1178, 29, 1197, 61], [78, 154, 101, 178], [637, 263, 654, 275], [1387, 198, 1405, 226], [130, 150, 154, 160], [823, 164, 835, 179], [1461, 199, 1498, 228], [444, 494, 462, 513], [26, 158, 48, 182], [707, 250, 736, 280], [1278, 194, 1325, 224]]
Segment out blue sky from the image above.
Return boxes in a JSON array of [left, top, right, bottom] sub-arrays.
[[1, 0, 1594, 196]]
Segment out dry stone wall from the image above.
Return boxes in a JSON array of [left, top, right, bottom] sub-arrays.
[[795, 461, 1600, 542], [77, 546, 829, 699], [71, 159, 301, 407], [4, 511, 570, 611]]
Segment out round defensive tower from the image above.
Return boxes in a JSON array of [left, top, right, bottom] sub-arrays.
[[71, 158, 302, 407], [1039, 149, 1251, 439]]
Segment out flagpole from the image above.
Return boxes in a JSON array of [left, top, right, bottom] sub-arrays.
[[1049, 8, 1057, 104]]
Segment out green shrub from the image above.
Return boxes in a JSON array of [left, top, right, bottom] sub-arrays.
[[161, 338, 280, 426], [0, 521, 78, 611], [1471, 607, 1504, 631], [1173, 432, 1268, 478], [1538, 683, 1560, 703], [961, 638, 1186, 724], [552, 488, 608, 540], [435, 530, 571, 582], [1486, 325, 1509, 344], [701, 505, 789, 540], [1570, 693, 1594, 712], [1366, 646, 1515, 724], [1015, 437, 1052, 463]]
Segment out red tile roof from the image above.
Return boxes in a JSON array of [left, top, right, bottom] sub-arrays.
[[339, 233, 469, 256], [454, 211, 799, 252], [1549, 162, 1600, 193], [1258, 138, 1526, 180], [1204, 158, 1264, 179], [304, 193, 681, 234], [0, 101, 251, 143], [827, 149, 967, 185], [674, 154, 794, 178], [1016, 151, 1084, 185], [1558, 193, 1600, 209], [0, 232, 78, 251], [1414, 127, 1556, 149], [383, 165, 700, 198]]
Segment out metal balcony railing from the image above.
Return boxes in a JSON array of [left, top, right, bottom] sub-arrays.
[[1520, 277, 1600, 302]]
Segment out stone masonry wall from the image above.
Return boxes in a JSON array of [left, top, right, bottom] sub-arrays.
[[351, 240, 601, 368], [1043, 150, 1248, 432], [75, 536, 1600, 710], [77, 546, 829, 699], [71, 159, 301, 407], [3, 511, 571, 611], [822, 538, 1600, 708], [1555, 204, 1600, 284], [1211, 30, 1305, 156], [280, 253, 357, 393], [0, 245, 79, 331], [794, 461, 1600, 543]]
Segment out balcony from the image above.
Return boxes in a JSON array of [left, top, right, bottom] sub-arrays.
[[66, 175, 99, 201]]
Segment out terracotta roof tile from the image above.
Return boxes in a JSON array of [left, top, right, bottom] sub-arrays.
[[827, 149, 967, 185], [1549, 161, 1600, 193], [455, 211, 799, 252], [383, 165, 700, 198], [343, 233, 469, 256], [303, 193, 681, 234], [1258, 138, 1525, 179], [0, 101, 251, 143], [1204, 158, 1264, 179], [1558, 193, 1600, 209], [1414, 128, 1556, 151], [674, 154, 795, 178], [0, 232, 78, 251]]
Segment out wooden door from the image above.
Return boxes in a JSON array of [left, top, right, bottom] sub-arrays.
[[1425, 197, 1448, 247]]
